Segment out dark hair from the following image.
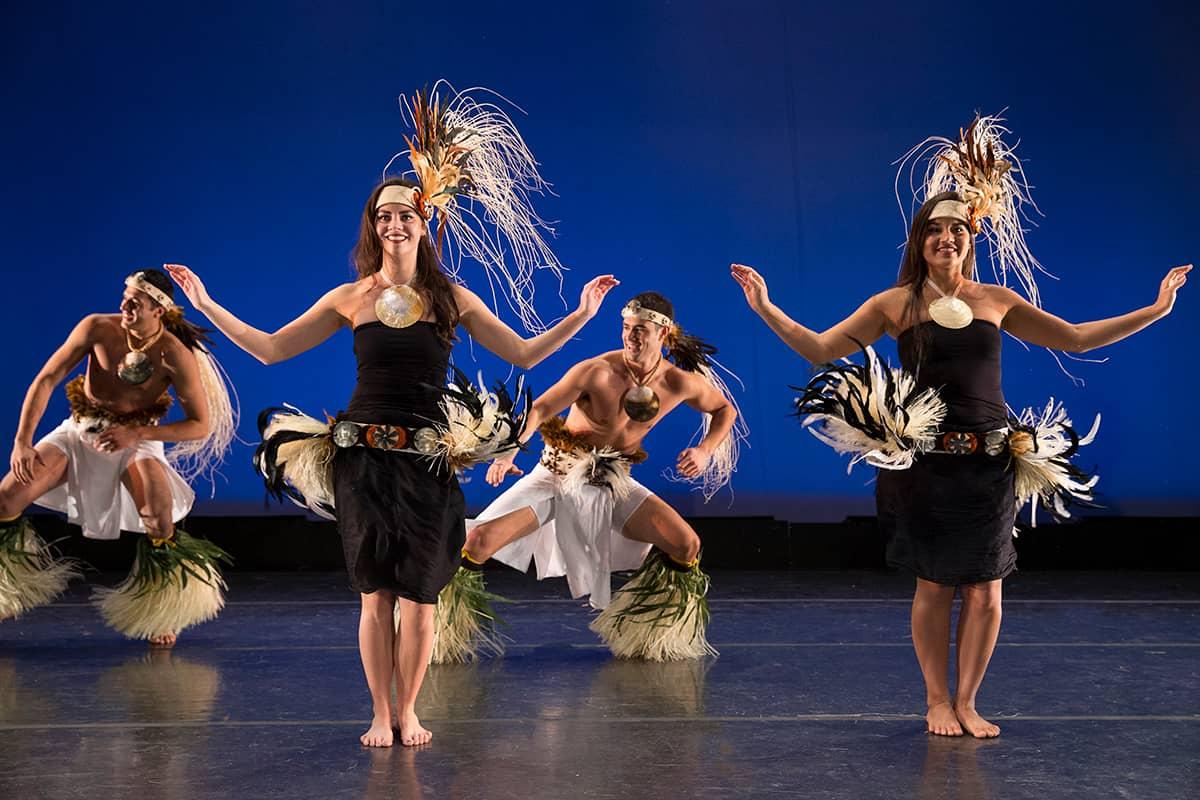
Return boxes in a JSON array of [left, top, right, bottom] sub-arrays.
[[893, 191, 977, 364], [127, 268, 213, 352], [351, 177, 460, 345], [627, 291, 715, 373], [630, 291, 674, 321]]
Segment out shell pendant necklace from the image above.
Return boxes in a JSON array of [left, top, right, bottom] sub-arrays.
[[622, 353, 664, 423], [118, 323, 165, 385], [926, 276, 973, 329], [374, 270, 425, 329]]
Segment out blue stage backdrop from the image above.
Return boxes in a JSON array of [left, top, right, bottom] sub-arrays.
[[3, 1, 1196, 519]]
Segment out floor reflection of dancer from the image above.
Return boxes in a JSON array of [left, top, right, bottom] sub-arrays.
[[0, 269, 234, 646], [465, 292, 743, 659], [168, 87, 616, 748], [732, 116, 1189, 737]]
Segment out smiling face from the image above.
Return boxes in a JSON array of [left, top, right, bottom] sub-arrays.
[[119, 287, 164, 332], [374, 203, 426, 260], [922, 217, 972, 276], [621, 316, 667, 362]]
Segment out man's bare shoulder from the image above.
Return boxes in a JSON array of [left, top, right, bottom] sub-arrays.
[[79, 313, 121, 336], [588, 351, 625, 371], [662, 360, 706, 391], [565, 352, 622, 382], [160, 328, 198, 371]]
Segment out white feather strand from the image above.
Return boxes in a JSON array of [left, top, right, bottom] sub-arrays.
[[1009, 398, 1101, 525], [167, 348, 239, 492], [390, 81, 566, 334]]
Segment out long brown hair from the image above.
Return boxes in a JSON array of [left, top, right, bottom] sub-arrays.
[[893, 191, 977, 364], [351, 178, 460, 345]]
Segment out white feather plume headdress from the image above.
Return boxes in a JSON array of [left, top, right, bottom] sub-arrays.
[[383, 80, 565, 334], [895, 113, 1049, 308]]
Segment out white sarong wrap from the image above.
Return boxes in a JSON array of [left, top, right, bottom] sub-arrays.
[[33, 417, 194, 540], [469, 448, 652, 609]]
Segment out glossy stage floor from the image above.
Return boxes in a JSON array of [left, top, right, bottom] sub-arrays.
[[1, 570, 1197, 800]]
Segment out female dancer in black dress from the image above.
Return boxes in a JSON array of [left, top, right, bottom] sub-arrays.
[[166, 177, 617, 746], [731, 189, 1189, 737]]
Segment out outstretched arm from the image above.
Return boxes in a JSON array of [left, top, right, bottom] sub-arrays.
[[484, 360, 595, 486], [676, 371, 736, 479], [456, 276, 618, 369], [166, 263, 346, 364], [1001, 265, 1190, 352], [731, 263, 888, 363], [11, 316, 96, 483]]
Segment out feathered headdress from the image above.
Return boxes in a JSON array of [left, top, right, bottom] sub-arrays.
[[382, 81, 565, 333], [895, 113, 1049, 308]]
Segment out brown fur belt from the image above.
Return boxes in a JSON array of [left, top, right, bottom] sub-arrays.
[[65, 376, 171, 429], [538, 416, 647, 464]]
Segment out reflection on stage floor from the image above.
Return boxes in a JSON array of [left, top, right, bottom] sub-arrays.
[[2, 570, 1197, 799]]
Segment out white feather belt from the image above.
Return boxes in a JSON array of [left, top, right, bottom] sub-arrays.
[[539, 444, 639, 503]]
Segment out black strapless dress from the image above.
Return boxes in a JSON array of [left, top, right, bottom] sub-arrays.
[[332, 322, 464, 603], [876, 320, 1017, 585]]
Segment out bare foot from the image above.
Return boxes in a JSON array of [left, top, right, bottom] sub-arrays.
[[926, 701, 963, 736], [955, 704, 1001, 738], [398, 711, 432, 747], [360, 716, 394, 747], [149, 632, 177, 648]]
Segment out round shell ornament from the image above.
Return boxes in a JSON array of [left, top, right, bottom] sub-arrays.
[[622, 385, 661, 423], [927, 296, 974, 329], [375, 285, 426, 329], [117, 351, 154, 385], [411, 427, 441, 455]]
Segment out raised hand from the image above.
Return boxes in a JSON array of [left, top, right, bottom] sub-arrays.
[[730, 263, 770, 313], [485, 454, 524, 487], [578, 275, 620, 318], [164, 263, 212, 310], [1155, 264, 1191, 315]]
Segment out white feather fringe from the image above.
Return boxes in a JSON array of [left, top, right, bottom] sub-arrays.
[[0, 522, 80, 620], [387, 81, 565, 334], [429, 373, 522, 472], [1009, 399, 1101, 526], [666, 360, 750, 502], [167, 348, 240, 491], [93, 558, 227, 640], [260, 407, 337, 519], [551, 446, 637, 502], [802, 347, 946, 472]]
